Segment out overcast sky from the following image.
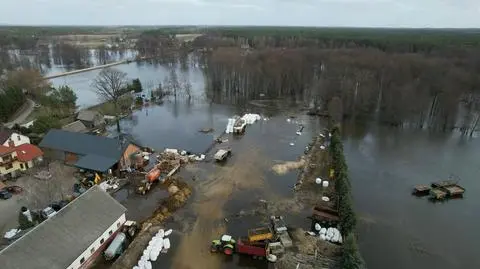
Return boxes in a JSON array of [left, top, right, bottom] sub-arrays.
[[2, 0, 480, 28]]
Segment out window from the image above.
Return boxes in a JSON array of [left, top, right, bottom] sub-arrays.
[[20, 163, 24, 169], [100, 238, 105, 244], [3, 155, 11, 162], [108, 230, 113, 235], [5, 163, 13, 170], [17, 135, 21, 141], [90, 247, 95, 254], [80, 257, 85, 264]]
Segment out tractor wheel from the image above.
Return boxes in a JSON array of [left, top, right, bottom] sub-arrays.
[[223, 246, 234, 255]]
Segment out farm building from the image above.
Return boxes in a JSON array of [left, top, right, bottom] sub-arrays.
[[0, 186, 127, 269], [39, 129, 142, 173]]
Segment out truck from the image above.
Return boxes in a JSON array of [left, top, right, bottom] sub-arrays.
[[104, 232, 126, 260], [233, 119, 247, 134], [214, 148, 232, 162], [137, 164, 180, 195], [211, 235, 271, 260]]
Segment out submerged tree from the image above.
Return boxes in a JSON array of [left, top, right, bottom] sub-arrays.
[[91, 68, 128, 132]]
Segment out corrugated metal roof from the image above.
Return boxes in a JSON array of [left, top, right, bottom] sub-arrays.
[[75, 154, 118, 172], [62, 120, 88, 133], [0, 129, 13, 144], [0, 186, 127, 269], [39, 129, 126, 160], [77, 110, 101, 122]]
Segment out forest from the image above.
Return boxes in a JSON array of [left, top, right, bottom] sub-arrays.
[[1, 26, 480, 134], [189, 27, 480, 135]]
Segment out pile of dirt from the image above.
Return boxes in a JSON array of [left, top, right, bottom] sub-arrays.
[[272, 158, 306, 175]]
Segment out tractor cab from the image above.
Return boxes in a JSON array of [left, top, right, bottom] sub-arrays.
[[211, 234, 236, 255]]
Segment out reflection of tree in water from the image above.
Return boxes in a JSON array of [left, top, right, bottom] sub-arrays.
[[52, 42, 92, 71]]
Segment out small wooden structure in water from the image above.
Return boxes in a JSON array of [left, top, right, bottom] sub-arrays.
[[412, 185, 431, 196], [413, 176, 466, 201], [429, 179, 465, 200]]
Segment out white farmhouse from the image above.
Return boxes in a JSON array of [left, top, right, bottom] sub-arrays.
[[0, 128, 30, 147], [0, 186, 127, 269]]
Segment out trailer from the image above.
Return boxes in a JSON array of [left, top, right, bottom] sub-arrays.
[[236, 237, 267, 259], [247, 227, 273, 243], [104, 232, 126, 260]]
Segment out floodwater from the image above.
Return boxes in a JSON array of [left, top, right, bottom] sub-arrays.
[[50, 61, 204, 109], [343, 124, 480, 269], [49, 55, 480, 268]]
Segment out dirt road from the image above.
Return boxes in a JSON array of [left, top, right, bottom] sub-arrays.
[[171, 148, 267, 269], [4, 99, 35, 128]]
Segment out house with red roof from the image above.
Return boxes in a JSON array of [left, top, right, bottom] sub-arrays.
[[0, 142, 43, 179]]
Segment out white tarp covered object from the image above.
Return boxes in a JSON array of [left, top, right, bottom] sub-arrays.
[[138, 227, 173, 264], [226, 114, 261, 133]]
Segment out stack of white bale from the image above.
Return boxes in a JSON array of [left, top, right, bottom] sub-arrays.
[[133, 228, 173, 269], [241, 113, 261, 124], [225, 118, 235, 133], [315, 224, 343, 244]]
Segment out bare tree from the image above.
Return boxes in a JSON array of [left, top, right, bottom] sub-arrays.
[[91, 68, 128, 132]]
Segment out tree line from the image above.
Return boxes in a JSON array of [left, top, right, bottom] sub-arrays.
[[195, 32, 480, 135], [329, 126, 365, 269]]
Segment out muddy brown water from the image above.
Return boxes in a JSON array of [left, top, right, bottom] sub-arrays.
[[107, 102, 480, 269]]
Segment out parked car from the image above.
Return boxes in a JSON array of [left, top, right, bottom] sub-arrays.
[[3, 186, 23, 194], [41, 207, 57, 219], [0, 189, 13, 200], [214, 148, 232, 162]]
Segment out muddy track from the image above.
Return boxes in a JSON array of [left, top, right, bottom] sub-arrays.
[[171, 148, 267, 269]]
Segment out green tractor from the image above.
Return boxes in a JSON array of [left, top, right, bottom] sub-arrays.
[[211, 234, 236, 255]]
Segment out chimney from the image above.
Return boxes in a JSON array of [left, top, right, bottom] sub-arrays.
[[8, 139, 15, 148]]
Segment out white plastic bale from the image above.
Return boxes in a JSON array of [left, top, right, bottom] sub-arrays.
[[320, 228, 327, 235], [164, 229, 173, 236], [322, 181, 329, 188], [155, 239, 164, 249], [138, 260, 145, 268], [314, 223, 321, 231], [150, 250, 160, 261], [157, 229, 165, 238], [267, 254, 278, 263], [320, 234, 327, 240], [143, 249, 149, 257], [322, 196, 330, 202], [163, 238, 171, 249], [144, 261, 152, 269], [133, 266, 140, 269], [149, 249, 158, 261], [315, 178, 322, 184]]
